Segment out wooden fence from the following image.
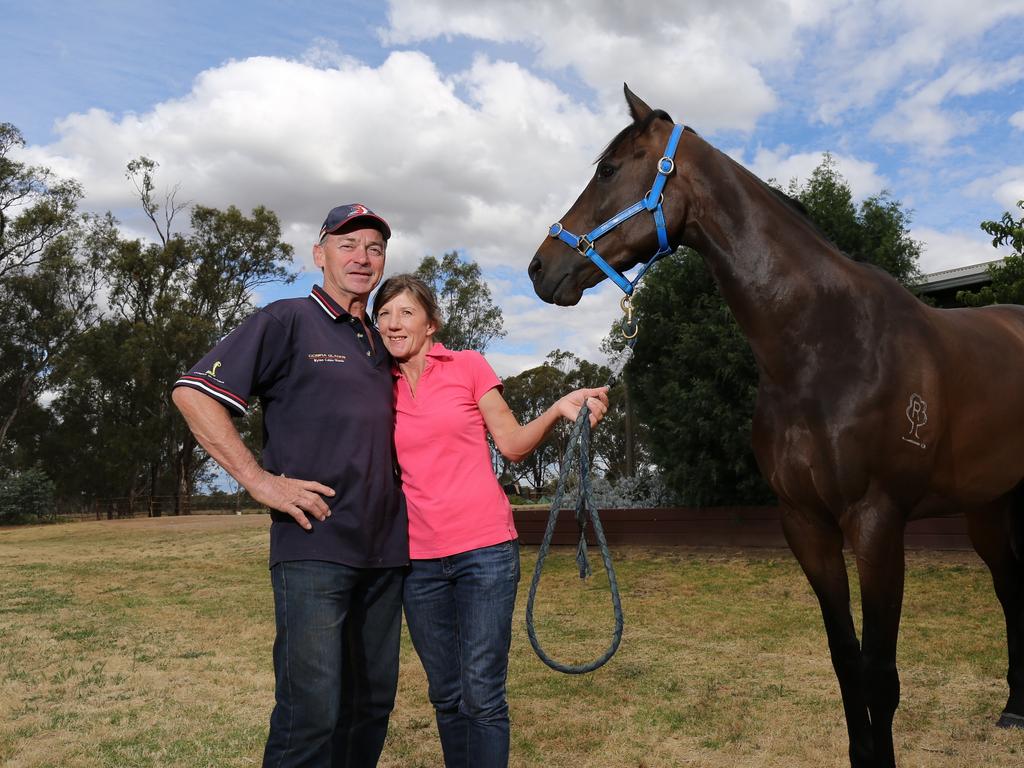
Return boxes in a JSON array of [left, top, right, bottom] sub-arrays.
[[512, 506, 973, 550], [46, 500, 973, 550]]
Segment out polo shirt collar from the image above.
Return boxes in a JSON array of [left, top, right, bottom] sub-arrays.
[[426, 342, 454, 360], [391, 342, 453, 378], [309, 285, 351, 321]]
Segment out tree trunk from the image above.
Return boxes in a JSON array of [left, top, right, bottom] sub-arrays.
[[0, 369, 35, 456], [148, 461, 161, 517], [624, 382, 636, 478], [173, 431, 196, 515]]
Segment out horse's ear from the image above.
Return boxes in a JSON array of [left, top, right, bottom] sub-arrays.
[[624, 83, 652, 122]]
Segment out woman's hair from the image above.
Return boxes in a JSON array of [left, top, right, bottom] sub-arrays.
[[372, 273, 443, 331]]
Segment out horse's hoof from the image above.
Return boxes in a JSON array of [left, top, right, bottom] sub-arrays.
[[997, 712, 1024, 729]]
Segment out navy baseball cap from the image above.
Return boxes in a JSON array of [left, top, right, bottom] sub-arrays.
[[319, 203, 391, 240]]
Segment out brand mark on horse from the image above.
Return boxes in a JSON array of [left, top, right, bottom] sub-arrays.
[[901, 393, 928, 448]]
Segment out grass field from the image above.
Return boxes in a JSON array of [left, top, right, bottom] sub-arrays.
[[1, 514, 1021, 767]]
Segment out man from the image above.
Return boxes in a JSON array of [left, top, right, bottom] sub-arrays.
[[172, 203, 408, 767]]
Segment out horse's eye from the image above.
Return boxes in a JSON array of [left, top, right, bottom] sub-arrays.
[[597, 162, 617, 179]]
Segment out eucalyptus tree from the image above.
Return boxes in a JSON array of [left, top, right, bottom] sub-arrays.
[[414, 251, 506, 353], [0, 124, 114, 462]]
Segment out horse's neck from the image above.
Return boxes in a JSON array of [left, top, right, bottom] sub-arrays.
[[680, 144, 860, 372]]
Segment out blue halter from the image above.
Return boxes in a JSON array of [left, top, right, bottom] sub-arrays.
[[548, 123, 684, 296]]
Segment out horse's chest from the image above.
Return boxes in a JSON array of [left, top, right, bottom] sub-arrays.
[[752, 400, 862, 510]]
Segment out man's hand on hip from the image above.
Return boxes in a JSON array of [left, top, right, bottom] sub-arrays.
[[250, 472, 335, 530]]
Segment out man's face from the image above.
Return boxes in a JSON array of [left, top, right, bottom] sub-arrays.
[[313, 226, 387, 304]]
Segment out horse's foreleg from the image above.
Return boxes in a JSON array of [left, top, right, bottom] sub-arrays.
[[847, 504, 906, 768], [966, 498, 1024, 727], [782, 506, 874, 768]]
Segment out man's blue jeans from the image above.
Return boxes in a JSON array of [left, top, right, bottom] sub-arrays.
[[403, 539, 521, 768], [262, 560, 404, 768]]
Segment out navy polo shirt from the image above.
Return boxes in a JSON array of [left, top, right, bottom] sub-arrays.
[[173, 285, 408, 569]]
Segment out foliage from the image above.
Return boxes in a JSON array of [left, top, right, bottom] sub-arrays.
[[956, 200, 1024, 307], [0, 465, 55, 523], [585, 471, 676, 509], [39, 156, 295, 509], [414, 251, 506, 352], [628, 251, 775, 505], [0, 123, 83, 280], [786, 153, 922, 285], [981, 199, 1024, 254], [0, 123, 115, 460], [498, 350, 622, 491], [500, 356, 571, 490], [626, 155, 924, 504]]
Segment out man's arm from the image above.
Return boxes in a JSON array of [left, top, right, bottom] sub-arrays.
[[172, 387, 334, 530]]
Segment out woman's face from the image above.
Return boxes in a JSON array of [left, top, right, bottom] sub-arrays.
[[376, 289, 437, 362]]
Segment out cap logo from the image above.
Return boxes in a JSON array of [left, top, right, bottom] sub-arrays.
[[349, 204, 368, 216]]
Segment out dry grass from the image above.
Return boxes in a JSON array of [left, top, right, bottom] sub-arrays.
[[0, 515, 1020, 767]]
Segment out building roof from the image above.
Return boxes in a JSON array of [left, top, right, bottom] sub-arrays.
[[916, 259, 1002, 292]]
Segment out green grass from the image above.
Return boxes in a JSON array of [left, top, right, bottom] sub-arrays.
[[0, 515, 1021, 767]]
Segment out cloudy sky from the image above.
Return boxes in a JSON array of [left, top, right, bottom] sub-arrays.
[[3, 0, 1023, 375]]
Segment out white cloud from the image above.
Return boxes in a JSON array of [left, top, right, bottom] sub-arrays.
[[11, 50, 642, 373], [870, 56, 1024, 154], [381, 0, 841, 133], [14, 52, 610, 280], [1012, 111, 1024, 130], [494, 280, 626, 370], [913, 226, 1005, 273], [811, 1, 1024, 123], [740, 146, 887, 200], [966, 166, 1024, 212]]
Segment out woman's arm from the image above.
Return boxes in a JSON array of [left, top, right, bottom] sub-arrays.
[[479, 385, 610, 463]]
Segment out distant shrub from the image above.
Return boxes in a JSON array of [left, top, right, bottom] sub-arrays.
[[0, 467, 57, 524], [588, 472, 676, 509]]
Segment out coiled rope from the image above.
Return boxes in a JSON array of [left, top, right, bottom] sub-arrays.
[[524, 308, 637, 674]]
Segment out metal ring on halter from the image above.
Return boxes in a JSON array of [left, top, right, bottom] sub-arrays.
[[549, 223, 563, 237], [658, 156, 675, 175], [645, 192, 665, 209]]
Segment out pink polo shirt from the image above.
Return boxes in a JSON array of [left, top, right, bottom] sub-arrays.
[[393, 343, 518, 559]]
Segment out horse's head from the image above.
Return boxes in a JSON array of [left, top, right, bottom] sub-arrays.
[[529, 85, 687, 306]]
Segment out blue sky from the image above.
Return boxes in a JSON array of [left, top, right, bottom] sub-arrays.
[[3, 0, 1023, 374]]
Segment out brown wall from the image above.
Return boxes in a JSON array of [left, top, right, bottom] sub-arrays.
[[512, 506, 972, 550]]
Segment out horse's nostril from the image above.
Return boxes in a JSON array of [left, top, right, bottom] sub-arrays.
[[528, 255, 542, 281]]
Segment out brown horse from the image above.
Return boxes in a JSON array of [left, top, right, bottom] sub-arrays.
[[528, 85, 1024, 768]]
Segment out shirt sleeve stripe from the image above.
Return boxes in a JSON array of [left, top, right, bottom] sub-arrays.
[[174, 376, 249, 414]]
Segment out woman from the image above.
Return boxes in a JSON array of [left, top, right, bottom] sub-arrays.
[[372, 274, 608, 768]]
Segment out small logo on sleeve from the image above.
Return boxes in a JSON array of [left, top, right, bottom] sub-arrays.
[[204, 361, 222, 377]]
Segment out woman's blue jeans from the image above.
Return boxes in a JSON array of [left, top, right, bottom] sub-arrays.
[[262, 560, 404, 768], [403, 540, 521, 768]]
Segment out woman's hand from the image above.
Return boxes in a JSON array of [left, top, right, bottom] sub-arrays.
[[554, 386, 610, 428]]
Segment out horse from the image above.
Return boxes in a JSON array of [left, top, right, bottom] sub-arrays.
[[528, 85, 1024, 768]]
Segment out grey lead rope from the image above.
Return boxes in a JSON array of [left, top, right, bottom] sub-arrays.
[[524, 340, 635, 674]]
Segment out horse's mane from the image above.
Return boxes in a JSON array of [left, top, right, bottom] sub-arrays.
[[597, 109, 688, 163], [765, 184, 867, 263]]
